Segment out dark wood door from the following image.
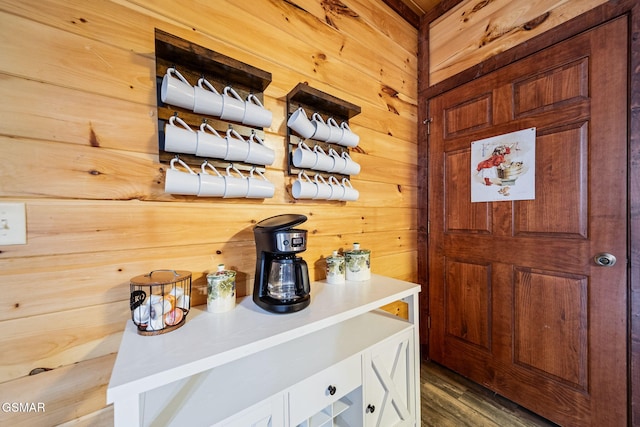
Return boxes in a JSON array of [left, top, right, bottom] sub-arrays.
[[427, 17, 628, 426]]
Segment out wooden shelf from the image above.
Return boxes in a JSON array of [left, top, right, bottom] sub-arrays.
[[155, 29, 271, 93], [287, 83, 360, 120]]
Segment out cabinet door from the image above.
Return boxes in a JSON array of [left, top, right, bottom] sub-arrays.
[[217, 394, 284, 427], [363, 329, 415, 427]]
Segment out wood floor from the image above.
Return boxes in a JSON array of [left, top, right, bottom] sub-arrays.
[[420, 361, 559, 427]]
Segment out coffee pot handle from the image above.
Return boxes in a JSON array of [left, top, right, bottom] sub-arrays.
[[295, 258, 310, 295]]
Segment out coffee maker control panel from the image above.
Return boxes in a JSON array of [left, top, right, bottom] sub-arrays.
[[275, 230, 306, 253]]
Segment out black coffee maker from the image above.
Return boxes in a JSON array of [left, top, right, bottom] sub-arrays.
[[253, 214, 311, 313]]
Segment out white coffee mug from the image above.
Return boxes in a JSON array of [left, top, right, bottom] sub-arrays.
[[311, 113, 331, 142], [196, 123, 226, 159], [165, 157, 199, 195], [326, 117, 343, 143], [327, 148, 347, 174], [224, 128, 250, 162], [198, 162, 225, 197], [287, 107, 314, 139], [292, 171, 316, 199], [223, 164, 248, 198], [194, 77, 223, 116], [341, 178, 359, 201], [161, 68, 194, 110], [220, 86, 246, 122], [246, 133, 275, 165], [313, 174, 331, 199], [327, 175, 345, 200], [246, 168, 275, 199], [341, 152, 361, 176], [164, 116, 197, 154], [338, 121, 359, 147], [312, 145, 334, 172], [243, 94, 272, 128], [292, 141, 316, 169]]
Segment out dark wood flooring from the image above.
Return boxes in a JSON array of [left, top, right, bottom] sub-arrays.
[[420, 361, 559, 427]]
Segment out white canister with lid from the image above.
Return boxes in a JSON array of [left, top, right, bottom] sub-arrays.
[[344, 243, 371, 281], [207, 264, 236, 313], [326, 250, 345, 284]]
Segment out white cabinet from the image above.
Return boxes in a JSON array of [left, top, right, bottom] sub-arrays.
[[107, 275, 420, 426]]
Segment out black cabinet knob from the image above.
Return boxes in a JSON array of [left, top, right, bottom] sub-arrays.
[[367, 404, 376, 413], [327, 385, 337, 395]]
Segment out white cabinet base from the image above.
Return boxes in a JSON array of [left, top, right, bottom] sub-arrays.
[[107, 275, 421, 426]]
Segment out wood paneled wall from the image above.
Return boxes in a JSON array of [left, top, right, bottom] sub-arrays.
[[428, 0, 608, 85], [0, 1, 418, 424]]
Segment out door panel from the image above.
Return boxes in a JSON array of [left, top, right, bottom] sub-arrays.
[[428, 17, 628, 426]]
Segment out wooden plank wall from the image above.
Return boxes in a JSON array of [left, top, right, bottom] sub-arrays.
[[428, 0, 608, 85], [0, 0, 418, 425]]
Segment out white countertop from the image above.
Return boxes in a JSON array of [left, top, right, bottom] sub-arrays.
[[107, 274, 420, 403]]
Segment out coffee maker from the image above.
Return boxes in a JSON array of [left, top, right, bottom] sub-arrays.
[[253, 214, 311, 313]]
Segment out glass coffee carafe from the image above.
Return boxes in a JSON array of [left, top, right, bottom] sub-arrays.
[[267, 258, 300, 300]]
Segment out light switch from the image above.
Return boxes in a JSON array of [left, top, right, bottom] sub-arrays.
[[0, 203, 27, 245]]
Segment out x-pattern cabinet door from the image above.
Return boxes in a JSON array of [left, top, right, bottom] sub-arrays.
[[364, 329, 415, 426]]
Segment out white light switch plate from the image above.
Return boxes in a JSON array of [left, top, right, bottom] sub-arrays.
[[0, 203, 27, 245]]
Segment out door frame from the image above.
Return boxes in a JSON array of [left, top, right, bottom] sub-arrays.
[[417, 0, 640, 424]]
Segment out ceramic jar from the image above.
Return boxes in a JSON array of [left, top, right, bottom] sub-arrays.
[[326, 250, 345, 284], [207, 264, 236, 313], [344, 243, 371, 281]]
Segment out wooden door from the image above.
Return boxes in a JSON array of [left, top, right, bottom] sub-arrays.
[[427, 17, 628, 426]]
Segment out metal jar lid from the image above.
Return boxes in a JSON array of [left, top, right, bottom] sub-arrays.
[[130, 270, 192, 286]]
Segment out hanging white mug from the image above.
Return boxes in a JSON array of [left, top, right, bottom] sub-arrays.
[[310, 113, 331, 142], [223, 164, 248, 198], [198, 162, 225, 197], [340, 177, 359, 201], [243, 94, 272, 128], [196, 123, 227, 159], [161, 68, 194, 109], [245, 133, 275, 165], [341, 152, 361, 176], [220, 86, 246, 122], [246, 168, 275, 199], [313, 174, 331, 200], [292, 141, 316, 169], [224, 128, 250, 162], [164, 116, 197, 154], [292, 171, 316, 199], [326, 117, 343, 144], [327, 148, 347, 174], [327, 175, 345, 200], [194, 77, 223, 116], [287, 107, 314, 139], [338, 121, 359, 147], [312, 145, 334, 172], [165, 157, 199, 195]]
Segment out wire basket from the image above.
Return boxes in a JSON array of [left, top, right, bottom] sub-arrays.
[[129, 270, 192, 336]]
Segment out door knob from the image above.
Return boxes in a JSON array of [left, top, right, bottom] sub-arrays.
[[594, 253, 616, 267]]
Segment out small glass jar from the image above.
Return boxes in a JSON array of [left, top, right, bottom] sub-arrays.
[[344, 243, 371, 281], [207, 264, 236, 313], [326, 250, 345, 284]]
